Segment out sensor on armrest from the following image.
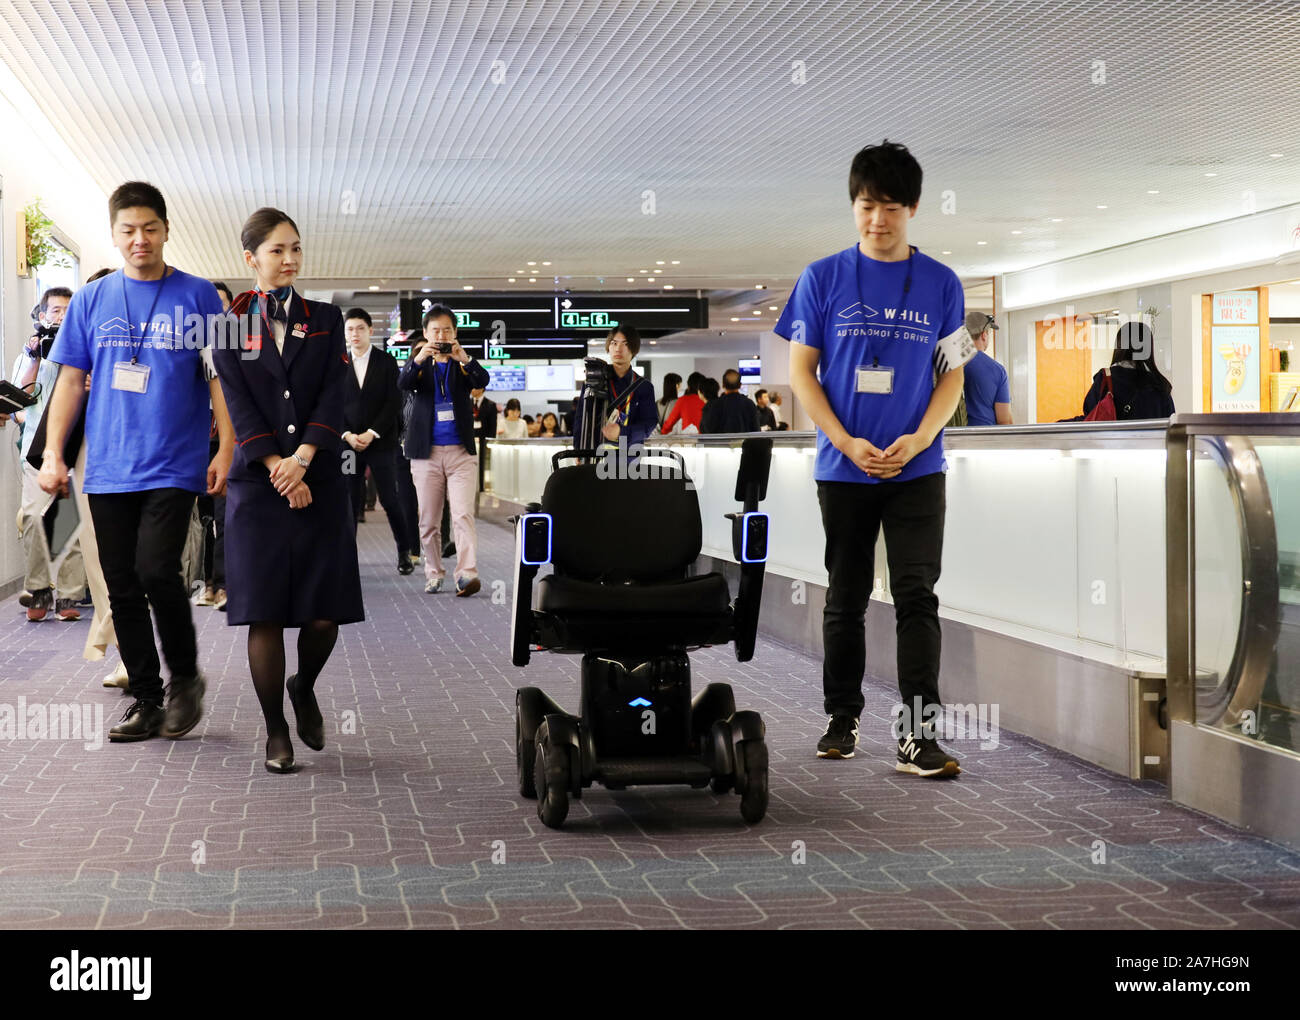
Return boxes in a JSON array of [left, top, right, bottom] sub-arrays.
[[521, 513, 553, 566], [726, 511, 769, 563]]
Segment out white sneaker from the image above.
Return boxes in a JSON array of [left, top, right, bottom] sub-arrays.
[[101, 661, 130, 689]]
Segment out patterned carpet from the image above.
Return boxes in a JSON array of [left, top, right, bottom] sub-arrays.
[[1, 505, 1297, 930]]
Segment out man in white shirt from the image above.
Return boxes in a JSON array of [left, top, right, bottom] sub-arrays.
[[341, 308, 417, 575]]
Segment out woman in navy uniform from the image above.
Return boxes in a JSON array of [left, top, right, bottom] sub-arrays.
[[212, 208, 363, 774]]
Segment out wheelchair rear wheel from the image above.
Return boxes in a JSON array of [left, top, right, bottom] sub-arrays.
[[534, 727, 570, 829], [739, 740, 769, 824]]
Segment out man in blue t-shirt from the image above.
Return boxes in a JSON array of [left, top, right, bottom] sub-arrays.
[[962, 311, 1012, 426], [775, 140, 975, 778], [39, 181, 235, 743]]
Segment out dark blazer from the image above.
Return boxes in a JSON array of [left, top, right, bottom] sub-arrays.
[[343, 346, 401, 451], [213, 290, 346, 481], [398, 352, 490, 458], [701, 391, 760, 434], [472, 394, 498, 446]]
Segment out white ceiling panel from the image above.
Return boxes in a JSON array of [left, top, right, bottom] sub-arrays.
[[0, 0, 1296, 315]]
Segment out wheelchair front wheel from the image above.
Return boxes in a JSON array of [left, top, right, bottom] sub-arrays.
[[516, 688, 549, 799], [739, 740, 769, 824], [534, 730, 570, 829]]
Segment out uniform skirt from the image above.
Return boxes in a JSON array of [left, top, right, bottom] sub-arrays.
[[222, 466, 364, 627]]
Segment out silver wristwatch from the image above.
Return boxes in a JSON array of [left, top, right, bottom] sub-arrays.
[[291, 453, 310, 469]]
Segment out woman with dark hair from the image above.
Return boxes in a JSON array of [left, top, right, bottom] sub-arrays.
[[1078, 321, 1175, 420], [212, 207, 363, 774], [657, 372, 682, 432], [498, 398, 527, 438], [662, 370, 706, 433], [538, 411, 562, 437]]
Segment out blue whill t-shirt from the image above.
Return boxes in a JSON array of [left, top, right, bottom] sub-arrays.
[[430, 360, 461, 446], [962, 349, 1010, 426], [48, 268, 222, 494], [774, 245, 972, 484]]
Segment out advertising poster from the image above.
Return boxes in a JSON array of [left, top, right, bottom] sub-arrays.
[[1211, 324, 1261, 411]]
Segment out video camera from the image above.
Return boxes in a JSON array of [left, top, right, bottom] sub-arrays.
[[32, 321, 59, 359], [575, 357, 612, 455]]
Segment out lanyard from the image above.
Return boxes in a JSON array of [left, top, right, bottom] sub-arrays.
[[607, 371, 640, 413], [435, 359, 451, 402], [121, 266, 169, 364], [854, 245, 913, 367]]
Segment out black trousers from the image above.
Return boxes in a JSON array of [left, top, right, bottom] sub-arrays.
[[349, 444, 415, 556], [817, 472, 945, 727], [88, 488, 199, 704]]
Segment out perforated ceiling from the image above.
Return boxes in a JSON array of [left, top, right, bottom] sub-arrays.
[[0, 0, 1297, 313]]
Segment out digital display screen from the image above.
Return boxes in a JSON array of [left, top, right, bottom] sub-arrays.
[[487, 366, 527, 391], [739, 358, 761, 386], [527, 365, 575, 391]]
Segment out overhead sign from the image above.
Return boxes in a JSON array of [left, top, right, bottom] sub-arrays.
[[400, 293, 706, 337]]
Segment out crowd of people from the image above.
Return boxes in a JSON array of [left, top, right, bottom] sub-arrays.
[[5, 141, 1176, 782]]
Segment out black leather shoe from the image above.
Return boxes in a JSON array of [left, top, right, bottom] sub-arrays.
[[398, 555, 414, 576], [286, 674, 325, 751], [264, 736, 296, 774], [109, 700, 165, 742], [162, 674, 206, 739]]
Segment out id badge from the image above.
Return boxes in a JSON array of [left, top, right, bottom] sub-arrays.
[[856, 364, 893, 395], [112, 361, 151, 394], [435, 401, 455, 423]]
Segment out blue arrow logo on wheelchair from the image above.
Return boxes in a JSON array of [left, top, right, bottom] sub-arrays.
[[628, 697, 652, 708]]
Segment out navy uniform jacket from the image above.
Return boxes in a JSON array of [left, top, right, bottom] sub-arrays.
[[398, 352, 490, 458], [211, 289, 362, 627], [215, 290, 346, 477], [343, 345, 402, 452]]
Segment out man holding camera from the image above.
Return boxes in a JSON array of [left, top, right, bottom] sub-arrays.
[[398, 304, 489, 596], [16, 286, 86, 621], [572, 325, 657, 450]]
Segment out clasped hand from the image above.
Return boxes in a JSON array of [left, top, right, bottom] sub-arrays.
[[842, 433, 925, 479], [268, 456, 312, 508]]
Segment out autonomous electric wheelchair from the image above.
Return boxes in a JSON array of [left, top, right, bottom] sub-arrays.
[[509, 361, 773, 829]]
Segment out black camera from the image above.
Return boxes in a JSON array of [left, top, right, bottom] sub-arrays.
[[434, 342, 454, 355], [583, 357, 611, 388], [32, 321, 59, 358]]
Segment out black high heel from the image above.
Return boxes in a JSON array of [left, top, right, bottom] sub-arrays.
[[286, 674, 325, 751], [264, 735, 296, 774]]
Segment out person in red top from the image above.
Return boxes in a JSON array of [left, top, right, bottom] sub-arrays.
[[662, 371, 707, 433]]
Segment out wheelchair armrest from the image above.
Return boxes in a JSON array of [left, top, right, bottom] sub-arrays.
[[724, 511, 769, 662], [510, 512, 552, 667]]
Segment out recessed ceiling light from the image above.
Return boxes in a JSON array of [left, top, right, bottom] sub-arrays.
[[528, 277, 536, 283], [768, 305, 778, 311], [626, 277, 634, 282], [942, 250, 952, 255], [656, 260, 665, 265], [368, 285, 379, 291], [1049, 217, 1063, 222], [977, 240, 987, 245], [463, 285, 473, 290], [1204, 172, 1217, 177], [663, 284, 674, 289], [1269, 153, 1284, 158], [508, 277, 516, 283], [649, 340, 658, 345], [639, 269, 648, 274], [1147, 189, 1160, 194], [755, 284, 766, 289], [653, 269, 662, 274], [1011, 230, 1022, 235], [527, 260, 537, 265], [671, 260, 680, 265], [752, 310, 761, 315], [1096, 204, 1108, 210], [730, 317, 740, 322], [421, 288, 431, 293]]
